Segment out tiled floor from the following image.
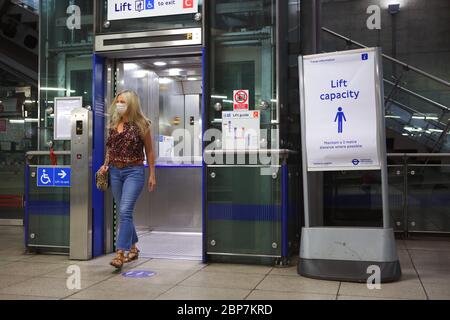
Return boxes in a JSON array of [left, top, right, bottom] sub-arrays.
[[0, 226, 449, 300]]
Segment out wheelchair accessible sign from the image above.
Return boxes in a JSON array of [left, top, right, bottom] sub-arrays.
[[37, 167, 71, 188]]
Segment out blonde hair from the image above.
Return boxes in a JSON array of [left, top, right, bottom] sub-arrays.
[[109, 90, 151, 137]]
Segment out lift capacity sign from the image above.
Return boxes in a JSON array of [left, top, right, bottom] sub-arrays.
[[301, 48, 382, 171], [222, 111, 260, 150], [107, 0, 199, 21]]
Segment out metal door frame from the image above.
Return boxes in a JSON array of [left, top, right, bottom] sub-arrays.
[[95, 47, 205, 254]]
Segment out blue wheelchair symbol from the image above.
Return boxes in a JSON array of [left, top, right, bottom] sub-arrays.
[[146, 0, 154, 10], [37, 168, 54, 187]]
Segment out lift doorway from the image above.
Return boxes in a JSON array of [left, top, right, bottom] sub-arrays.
[[103, 54, 204, 261]]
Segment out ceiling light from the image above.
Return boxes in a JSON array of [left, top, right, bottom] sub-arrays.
[[169, 68, 183, 76], [159, 78, 172, 84], [385, 115, 401, 119], [40, 87, 74, 93], [124, 63, 138, 71], [211, 95, 228, 100], [134, 70, 148, 78], [154, 61, 167, 67]]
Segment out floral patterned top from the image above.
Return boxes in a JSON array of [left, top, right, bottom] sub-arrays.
[[106, 122, 144, 164]]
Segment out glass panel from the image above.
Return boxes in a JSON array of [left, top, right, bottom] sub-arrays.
[[207, 166, 281, 256], [207, 0, 277, 147], [27, 166, 70, 249], [0, 89, 38, 221], [321, 0, 450, 154], [407, 165, 450, 233], [323, 170, 383, 227], [39, 0, 93, 151], [388, 165, 405, 232], [385, 84, 450, 153], [96, 0, 203, 34]]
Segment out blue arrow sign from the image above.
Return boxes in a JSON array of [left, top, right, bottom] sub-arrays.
[[54, 168, 71, 187]]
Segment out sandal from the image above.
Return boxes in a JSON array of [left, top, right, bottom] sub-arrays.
[[124, 246, 140, 263], [110, 250, 125, 269]]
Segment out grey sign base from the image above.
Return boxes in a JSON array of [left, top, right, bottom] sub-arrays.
[[298, 227, 401, 283]]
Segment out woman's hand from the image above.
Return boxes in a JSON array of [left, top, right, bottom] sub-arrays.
[[99, 165, 109, 175], [148, 173, 156, 192]]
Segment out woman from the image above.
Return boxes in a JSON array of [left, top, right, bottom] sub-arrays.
[[99, 90, 156, 269]]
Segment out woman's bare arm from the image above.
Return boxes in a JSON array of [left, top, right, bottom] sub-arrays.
[[143, 126, 156, 192]]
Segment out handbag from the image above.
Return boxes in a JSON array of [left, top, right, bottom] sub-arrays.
[[95, 167, 109, 191]]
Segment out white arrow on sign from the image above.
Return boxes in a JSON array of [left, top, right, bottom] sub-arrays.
[[58, 170, 67, 179]]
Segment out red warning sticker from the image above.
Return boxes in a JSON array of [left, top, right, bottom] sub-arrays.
[[233, 90, 249, 111]]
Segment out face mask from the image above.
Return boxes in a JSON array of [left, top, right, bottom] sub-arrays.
[[116, 103, 127, 114]]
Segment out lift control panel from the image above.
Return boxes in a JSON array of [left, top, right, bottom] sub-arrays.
[[70, 107, 93, 260]]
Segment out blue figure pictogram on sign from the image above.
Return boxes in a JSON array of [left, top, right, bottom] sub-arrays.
[[362, 53, 369, 61], [334, 107, 347, 133]]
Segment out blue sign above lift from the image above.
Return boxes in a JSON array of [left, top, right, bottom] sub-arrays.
[[37, 167, 71, 188]]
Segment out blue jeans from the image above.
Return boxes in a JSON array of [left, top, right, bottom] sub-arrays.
[[110, 165, 145, 251]]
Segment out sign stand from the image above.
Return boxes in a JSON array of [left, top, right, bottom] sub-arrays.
[[298, 48, 401, 283]]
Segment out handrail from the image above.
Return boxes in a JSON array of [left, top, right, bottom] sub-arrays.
[[11, 0, 38, 13], [387, 98, 448, 128], [384, 79, 450, 111], [26, 151, 71, 156], [322, 27, 450, 88]]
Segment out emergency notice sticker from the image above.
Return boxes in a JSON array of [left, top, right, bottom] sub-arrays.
[[233, 90, 249, 111]]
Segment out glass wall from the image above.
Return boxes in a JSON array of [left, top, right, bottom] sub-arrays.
[[205, 1, 300, 263], [319, 0, 450, 231], [24, 0, 94, 248], [321, 0, 450, 154], [0, 86, 38, 222], [207, 0, 277, 145], [39, 0, 94, 151]]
